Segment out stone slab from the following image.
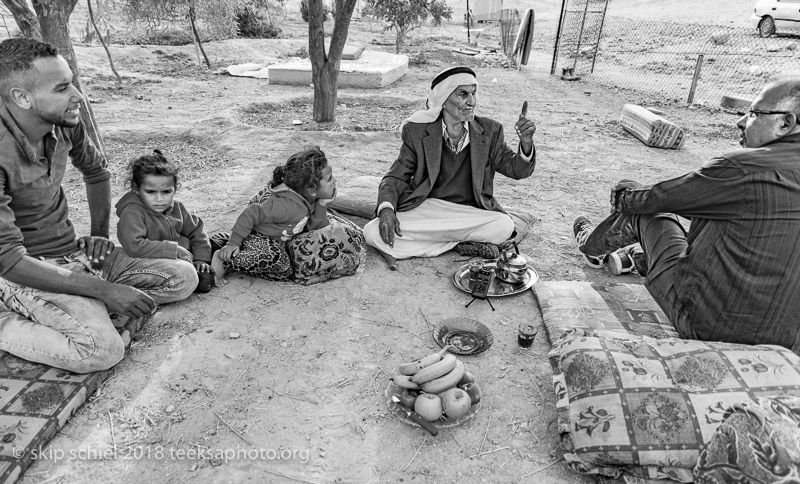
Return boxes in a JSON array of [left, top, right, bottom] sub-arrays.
[[268, 50, 409, 89], [720, 93, 753, 113], [341, 43, 365, 60]]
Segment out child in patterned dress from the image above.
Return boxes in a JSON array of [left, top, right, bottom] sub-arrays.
[[211, 146, 337, 286]]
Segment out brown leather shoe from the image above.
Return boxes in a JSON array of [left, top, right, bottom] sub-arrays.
[[455, 241, 500, 259]]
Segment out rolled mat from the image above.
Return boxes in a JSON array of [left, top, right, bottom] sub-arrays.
[[619, 104, 685, 150]]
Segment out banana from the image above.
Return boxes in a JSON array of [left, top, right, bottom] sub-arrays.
[[398, 345, 452, 376], [421, 359, 465, 394], [391, 375, 421, 390], [411, 353, 457, 384]]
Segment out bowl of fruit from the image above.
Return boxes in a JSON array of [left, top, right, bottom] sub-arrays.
[[386, 346, 482, 432]]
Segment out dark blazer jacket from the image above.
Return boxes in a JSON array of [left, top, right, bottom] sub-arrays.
[[377, 115, 536, 214]]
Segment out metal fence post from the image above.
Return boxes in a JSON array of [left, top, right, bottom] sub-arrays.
[[551, 0, 568, 75], [687, 54, 704, 105], [466, 0, 471, 44]]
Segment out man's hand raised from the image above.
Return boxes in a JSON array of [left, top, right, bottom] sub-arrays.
[[77, 236, 115, 266], [515, 101, 536, 153], [378, 208, 402, 248]]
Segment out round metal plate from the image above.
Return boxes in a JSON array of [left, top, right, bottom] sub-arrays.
[[432, 318, 494, 355], [452, 260, 538, 297]]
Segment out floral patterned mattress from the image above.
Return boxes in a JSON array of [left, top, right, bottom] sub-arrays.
[[534, 281, 800, 483]]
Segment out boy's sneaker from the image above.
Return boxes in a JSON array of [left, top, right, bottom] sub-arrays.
[[573, 216, 607, 268], [582, 253, 608, 269], [455, 241, 500, 259], [607, 245, 648, 276], [608, 248, 634, 276]]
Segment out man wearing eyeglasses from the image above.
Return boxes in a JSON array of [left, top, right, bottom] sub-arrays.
[[572, 76, 800, 351]]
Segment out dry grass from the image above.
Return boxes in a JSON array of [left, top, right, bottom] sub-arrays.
[[59, 134, 231, 235], [238, 95, 422, 132], [103, 135, 233, 197]]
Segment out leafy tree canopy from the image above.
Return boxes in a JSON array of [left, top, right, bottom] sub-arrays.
[[369, 0, 452, 52]]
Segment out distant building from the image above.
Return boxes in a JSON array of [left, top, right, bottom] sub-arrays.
[[472, 0, 503, 22]]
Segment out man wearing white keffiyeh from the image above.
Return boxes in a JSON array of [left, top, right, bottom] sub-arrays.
[[364, 66, 537, 260]]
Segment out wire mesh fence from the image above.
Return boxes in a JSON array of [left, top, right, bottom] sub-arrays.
[[552, 0, 800, 106], [550, 0, 607, 77], [0, 5, 15, 37]]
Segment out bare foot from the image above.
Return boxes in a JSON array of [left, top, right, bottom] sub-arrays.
[[210, 252, 228, 287]]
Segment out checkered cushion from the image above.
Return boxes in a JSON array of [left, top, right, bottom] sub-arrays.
[[0, 314, 145, 483], [535, 281, 679, 343], [550, 328, 800, 482]]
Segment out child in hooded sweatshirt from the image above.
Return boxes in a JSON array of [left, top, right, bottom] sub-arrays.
[[116, 149, 214, 293], [211, 146, 336, 286]]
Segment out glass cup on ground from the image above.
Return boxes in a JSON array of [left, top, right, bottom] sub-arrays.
[[517, 323, 537, 348]]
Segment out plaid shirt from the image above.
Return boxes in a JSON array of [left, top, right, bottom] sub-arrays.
[[619, 133, 800, 350], [442, 120, 469, 154]]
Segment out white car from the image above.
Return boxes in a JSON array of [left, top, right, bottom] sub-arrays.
[[751, 0, 800, 37]]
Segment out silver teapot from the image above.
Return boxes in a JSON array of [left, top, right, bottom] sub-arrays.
[[495, 241, 528, 284]]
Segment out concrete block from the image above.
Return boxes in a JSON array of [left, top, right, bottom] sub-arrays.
[[268, 50, 409, 89], [710, 31, 730, 45], [720, 94, 752, 112], [341, 43, 366, 60]]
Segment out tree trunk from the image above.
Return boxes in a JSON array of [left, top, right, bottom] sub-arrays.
[[395, 29, 403, 53], [1, 0, 42, 38], [307, 0, 357, 126], [87, 0, 121, 84], [33, 0, 106, 158], [188, 3, 210, 69]]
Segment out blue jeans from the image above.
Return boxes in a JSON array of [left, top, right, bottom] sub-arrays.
[[0, 250, 198, 373]]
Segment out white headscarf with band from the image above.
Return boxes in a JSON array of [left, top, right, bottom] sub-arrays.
[[401, 72, 478, 128]]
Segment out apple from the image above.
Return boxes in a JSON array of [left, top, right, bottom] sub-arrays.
[[459, 382, 481, 406], [414, 393, 443, 422], [459, 370, 476, 386], [440, 388, 471, 418], [398, 389, 418, 408]]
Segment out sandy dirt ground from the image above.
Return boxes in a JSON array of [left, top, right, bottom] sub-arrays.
[[0, 3, 754, 483]]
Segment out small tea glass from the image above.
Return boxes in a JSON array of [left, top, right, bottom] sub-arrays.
[[467, 261, 483, 290], [517, 323, 538, 348]]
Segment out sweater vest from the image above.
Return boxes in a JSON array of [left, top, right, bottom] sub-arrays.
[[428, 145, 477, 207]]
